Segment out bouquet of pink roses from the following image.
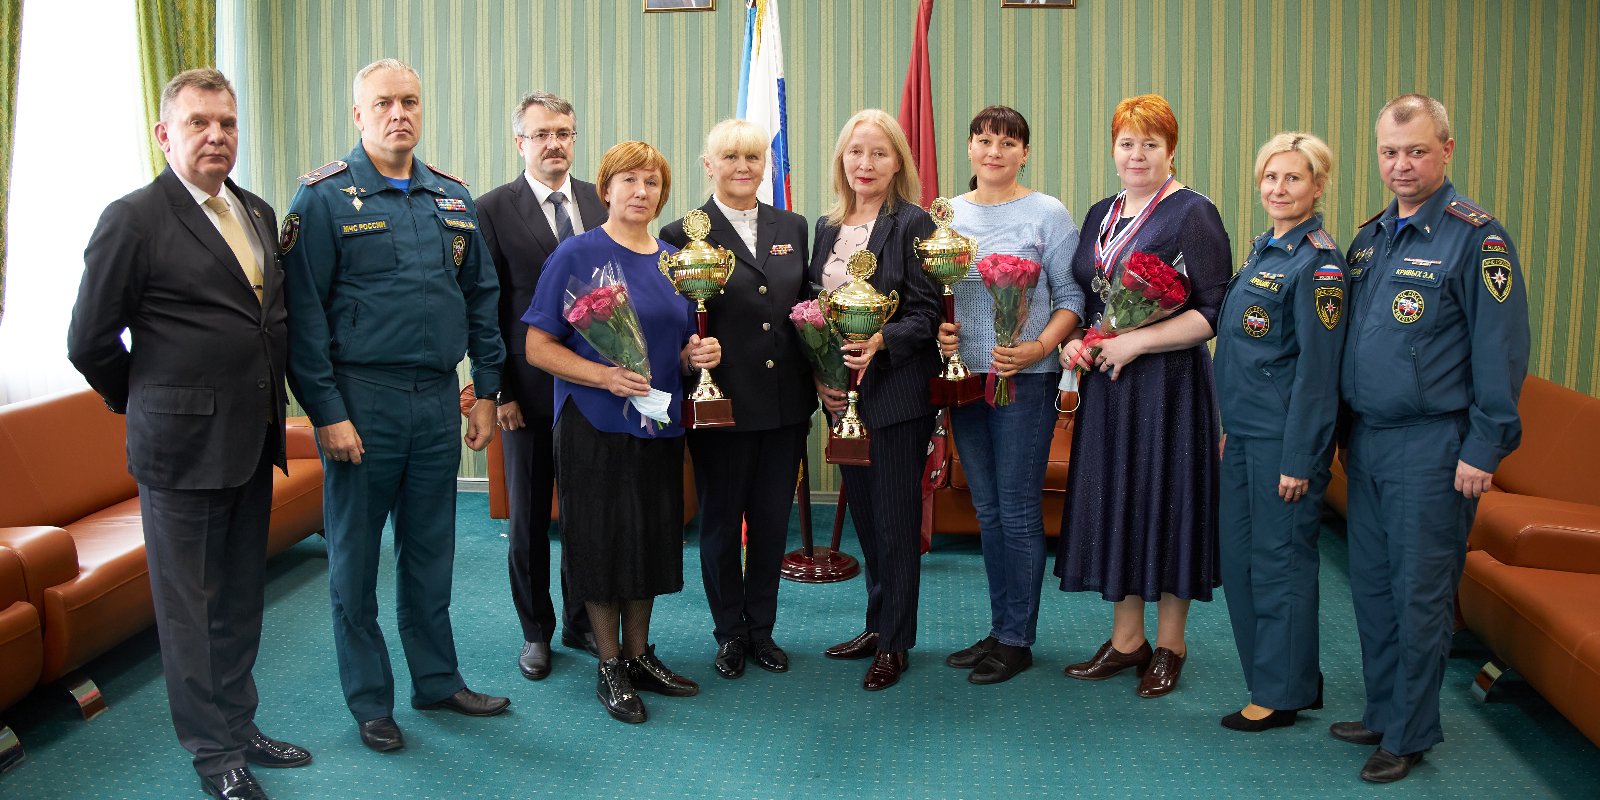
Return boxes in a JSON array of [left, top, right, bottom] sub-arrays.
[[975, 253, 1043, 406], [1075, 250, 1189, 375], [789, 299, 849, 392], [564, 262, 670, 430]]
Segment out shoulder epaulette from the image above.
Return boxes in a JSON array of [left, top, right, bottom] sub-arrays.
[[1358, 209, 1385, 229], [1306, 228, 1337, 250], [1445, 197, 1494, 227], [427, 164, 470, 187], [297, 161, 348, 186]]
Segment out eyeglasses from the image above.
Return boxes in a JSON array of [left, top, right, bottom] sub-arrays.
[[518, 129, 576, 144]]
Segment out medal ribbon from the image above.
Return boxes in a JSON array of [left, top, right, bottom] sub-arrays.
[[1094, 174, 1176, 281]]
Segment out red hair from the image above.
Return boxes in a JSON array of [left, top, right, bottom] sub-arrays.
[[1111, 94, 1178, 150]]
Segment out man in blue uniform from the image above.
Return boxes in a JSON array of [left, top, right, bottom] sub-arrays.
[[283, 58, 509, 753], [1334, 94, 1529, 783]]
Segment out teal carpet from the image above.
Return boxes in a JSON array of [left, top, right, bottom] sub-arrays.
[[2, 494, 1595, 799]]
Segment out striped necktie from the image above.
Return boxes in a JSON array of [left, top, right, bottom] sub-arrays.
[[202, 195, 264, 304], [549, 191, 575, 241]]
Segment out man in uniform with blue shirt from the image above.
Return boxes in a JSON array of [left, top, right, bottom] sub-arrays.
[[282, 58, 509, 753], [1333, 93, 1529, 783]]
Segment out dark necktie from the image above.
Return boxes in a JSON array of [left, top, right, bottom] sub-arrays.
[[549, 191, 574, 241]]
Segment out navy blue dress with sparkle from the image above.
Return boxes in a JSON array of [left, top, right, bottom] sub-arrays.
[[1055, 187, 1232, 602]]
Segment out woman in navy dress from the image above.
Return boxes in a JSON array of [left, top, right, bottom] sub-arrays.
[[1056, 95, 1231, 698]]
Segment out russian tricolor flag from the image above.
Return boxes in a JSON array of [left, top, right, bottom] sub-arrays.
[[737, 0, 791, 210]]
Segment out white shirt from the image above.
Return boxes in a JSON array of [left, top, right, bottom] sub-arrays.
[[712, 195, 760, 256], [822, 219, 875, 292], [174, 172, 264, 274], [525, 172, 586, 238]]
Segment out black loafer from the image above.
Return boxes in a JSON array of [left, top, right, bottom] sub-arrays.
[[243, 733, 312, 768], [358, 717, 404, 753], [519, 641, 552, 680], [968, 644, 1032, 685], [626, 645, 700, 697], [1360, 748, 1425, 783], [714, 639, 747, 679], [562, 628, 600, 658], [946, 636, 998, 669], [1329, 721, 1384, 745], [750, 640, 789, 673], [199, 767, 267, 800], [1221, 708, 1299, 732], [414, 687, 510, 716]]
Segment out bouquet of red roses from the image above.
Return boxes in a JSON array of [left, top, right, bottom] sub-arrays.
[[1075, 250, 1188, 374], [564, 262, 670, 430], [976, 253, 1043, 406], [790, 299, 849, 392]]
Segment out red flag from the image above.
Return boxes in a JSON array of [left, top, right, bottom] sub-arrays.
[[898, 0, 938, 207]]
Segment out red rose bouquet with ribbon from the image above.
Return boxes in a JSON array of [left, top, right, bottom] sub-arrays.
[[564, 262, 670, 430], [1076, 250, 1189, 374], [976, 253, 1043, 406], [790, 299, 848, 392]]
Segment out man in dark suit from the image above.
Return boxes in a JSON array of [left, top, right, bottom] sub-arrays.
[[476, 91, 604, 680], [67, 68, 308, 800]]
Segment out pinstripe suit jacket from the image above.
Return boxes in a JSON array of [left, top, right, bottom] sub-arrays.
[[808, 201, 941, 429]]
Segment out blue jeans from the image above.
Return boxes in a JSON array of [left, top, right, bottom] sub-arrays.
[[948, 371, 1059, 647]]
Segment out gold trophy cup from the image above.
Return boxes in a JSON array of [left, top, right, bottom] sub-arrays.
[[914, 197, 983, 407], [658, 209, 736, 428], [818, 250, 899, 466]]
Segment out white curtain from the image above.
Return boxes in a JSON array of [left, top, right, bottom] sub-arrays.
[[0, 0, 145, 405]]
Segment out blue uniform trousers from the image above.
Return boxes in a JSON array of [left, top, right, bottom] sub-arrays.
[[1345, 414, 1476, 756], [322, 372, 467, 722], [1218, 436, 1325, 710]]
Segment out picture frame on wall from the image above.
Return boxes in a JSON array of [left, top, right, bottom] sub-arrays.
[[644, 0, 714, 11], [1002, 0, 1076, 7]]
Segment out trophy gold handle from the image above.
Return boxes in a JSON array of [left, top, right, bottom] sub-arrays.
[[657, 251, 673, 279], [885, 290, 900, 321], [722, 249, 736, 290]]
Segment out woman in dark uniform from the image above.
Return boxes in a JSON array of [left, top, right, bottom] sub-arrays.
[[660, 119, 815, 680], [1214, 132, 1344, 730], [809, 109, 941, 691]]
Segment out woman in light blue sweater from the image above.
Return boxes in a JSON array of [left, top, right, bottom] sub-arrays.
[[937, 105, 1083, 684]]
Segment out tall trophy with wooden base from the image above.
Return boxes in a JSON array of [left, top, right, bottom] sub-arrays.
[[914, 197, 982, 406], [819, 250, 899, 466], [658, 209, 736, 428]]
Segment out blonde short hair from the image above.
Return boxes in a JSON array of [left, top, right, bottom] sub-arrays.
[[1253, 131, 1334, 210], [703, 118, 769, 162], [824, 109, 920, 227], [595, 141, 672, 218]]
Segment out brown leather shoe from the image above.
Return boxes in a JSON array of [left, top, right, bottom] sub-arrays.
[[824, 630, 879, 660], [1063, 639, 1153, 681], [1135, 647, 1186, 697], [863, 651, 908, 691]]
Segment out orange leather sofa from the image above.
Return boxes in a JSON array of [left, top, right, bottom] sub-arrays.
[[933, 410, 1075, 536], [1325, 376, 1600, 748], [0, 389, 323, 751]]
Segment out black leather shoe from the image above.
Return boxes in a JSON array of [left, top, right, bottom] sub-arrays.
[[562, 628, 600, 658], [519, 641, 551, 680], [626, 645, 700, 697], [1329, 721, 1384, 745], [1360, 748, 1425, 783], [414, 687, 511, 716], [750, 640, 789, 672], [199, 767, 267, 800], [243, 733, 311, 768], [945, 636, 998, 669], [824, 630, 879, 660], [1221, 708, 1299, 732], [863, 651, 908, 691], [968, 643, 1031, 685], [597, 657, 646, 723], [714, 639, 747, 679], [357, 717, 404, 753]]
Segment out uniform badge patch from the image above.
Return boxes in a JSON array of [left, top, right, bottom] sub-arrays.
[[1348, 246, 1374, 266], [1314, 264, 1343, 281], [1482, 235, 1508, 254], [452, 235, 466, 267], [1482, 257, 1513, 303], [1392, 289, 1425, 324], [436, 197, 468, 212], [1243, 305, 1271, 338], [440, 217, 477, 231], [1315, 286, 1343, 330], [279, 213, 300, 255], [770, 243, 793, 256]]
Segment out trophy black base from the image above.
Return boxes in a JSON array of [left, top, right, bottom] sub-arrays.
[[780, 546, 860, 583], [928, 375, 985, 407], [825, 433, 872, 466], [682, 397, 735, 429]]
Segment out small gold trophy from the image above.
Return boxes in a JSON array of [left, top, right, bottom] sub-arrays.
[[818, 250, 900, 466], [914, 197, 983, 407], [658, 209, 736, 428]]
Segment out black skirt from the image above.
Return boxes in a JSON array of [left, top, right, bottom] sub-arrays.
[[554, 400, 686, 603]]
